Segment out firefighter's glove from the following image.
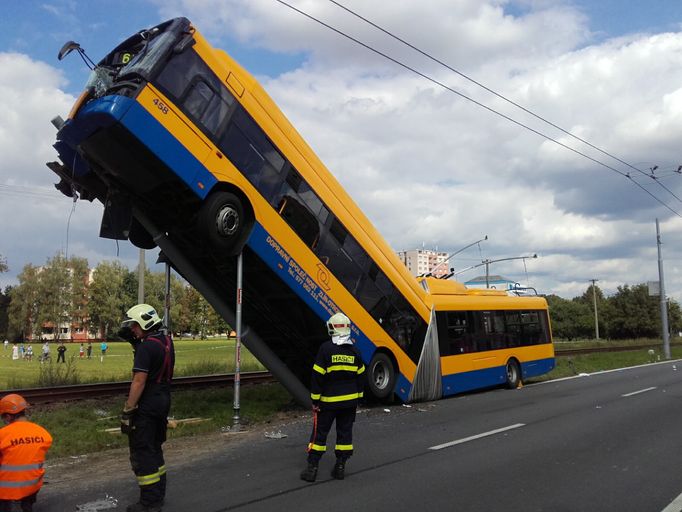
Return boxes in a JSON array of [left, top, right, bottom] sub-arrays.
[[312, 404, 321, 414], [120, 404, 137, 435]]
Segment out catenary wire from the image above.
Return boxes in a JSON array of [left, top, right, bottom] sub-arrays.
[[274, 0, 682, 217], [327, 0, 682, 204]]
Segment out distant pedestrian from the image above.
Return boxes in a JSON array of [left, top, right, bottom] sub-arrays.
[[40, 342, 50, 364], [11, 344, 18, 361], [0, 393, 52, 511], [100, 341, 108, 362], [25, 345, 33, 362], [56, 341, 66, 363], [3, 339, 7, 350], [300, 312, 365, 482], [87, 342, 92, 359], [18, 344, 25, 359], [79, 343, 85, 358]]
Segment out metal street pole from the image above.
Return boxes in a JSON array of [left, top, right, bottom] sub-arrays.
[[163, 262, 171, 335], [656, 218, 671, 359], [233, 251, 243, 430], [590, 279, 599, 340], [137, 248, 145, 303]]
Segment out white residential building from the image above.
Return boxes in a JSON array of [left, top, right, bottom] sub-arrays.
[[397, 249, 449, 278]]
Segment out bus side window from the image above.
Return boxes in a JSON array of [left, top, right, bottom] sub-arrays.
[[277, 195, 319, 248], [220, 107, 286, 202]]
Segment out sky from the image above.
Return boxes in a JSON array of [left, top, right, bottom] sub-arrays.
[[1, 0, 682, 304]]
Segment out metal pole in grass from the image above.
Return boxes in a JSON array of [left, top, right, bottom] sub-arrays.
[[233, 251, 243, 430], [656, 218, 671, 359]]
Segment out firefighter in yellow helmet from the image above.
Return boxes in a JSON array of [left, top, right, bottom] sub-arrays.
[[119, 304, 175, 512], [300, 312, 365, 482], [0, 393, 52, 512]]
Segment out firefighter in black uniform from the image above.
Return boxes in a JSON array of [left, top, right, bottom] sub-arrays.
[[300, 312, 365, 482], [119, 304, 175, 512]]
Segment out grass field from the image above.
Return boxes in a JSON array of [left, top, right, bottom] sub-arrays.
[[0, 338, 266, 390], [5, 338, 682, 459]]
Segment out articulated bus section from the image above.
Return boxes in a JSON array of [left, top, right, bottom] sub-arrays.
[[47, 17, 555, 405]]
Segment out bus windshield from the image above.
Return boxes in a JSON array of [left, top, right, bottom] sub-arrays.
[[86, 18, 189, 99]]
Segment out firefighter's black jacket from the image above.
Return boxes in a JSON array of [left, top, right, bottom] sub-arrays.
[[310, 340, 365, 409]]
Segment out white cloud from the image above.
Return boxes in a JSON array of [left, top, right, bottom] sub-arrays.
[[5, 0, 682, 308]]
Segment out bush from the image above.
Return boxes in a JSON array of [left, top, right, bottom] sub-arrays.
[[37, 356, 81, 386]]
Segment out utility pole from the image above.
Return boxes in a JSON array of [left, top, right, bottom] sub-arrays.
[[137, 248, 145, 303], [589, 279, 599, 340], [656, 218, 671, 359]]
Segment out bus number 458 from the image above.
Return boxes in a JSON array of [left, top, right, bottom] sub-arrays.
[[152, 98, 169, 115]]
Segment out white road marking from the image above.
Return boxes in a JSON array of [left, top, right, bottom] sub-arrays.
[[621, 386, 657, 397], [661, 491, 682, 512], [428, 423, 525, 451]]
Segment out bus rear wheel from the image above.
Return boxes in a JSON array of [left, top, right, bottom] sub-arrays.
[[367, 352, 395, 400], [505, 359, 521, 389], [200, 191, 245, 255]]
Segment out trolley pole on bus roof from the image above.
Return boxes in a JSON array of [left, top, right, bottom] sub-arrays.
[[232, 251, 243, 431]]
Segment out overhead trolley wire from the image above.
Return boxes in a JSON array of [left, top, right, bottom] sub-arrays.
[[327, 0, 682, 205], [273, 0, 682, 217]]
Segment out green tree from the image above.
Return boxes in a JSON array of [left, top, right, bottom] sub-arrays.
[[546, 294, 592, 340], [668, 299, 682, 338], [36, 254, 72, 341], [0, 286, 12, 340], [605, 283, 660, 339], [89, 261, 135, 339], [0, 254, 7, 274], [8, 265, 41, 341]]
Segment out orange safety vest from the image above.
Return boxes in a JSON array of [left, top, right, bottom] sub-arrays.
[[0, 420, 52, 500]]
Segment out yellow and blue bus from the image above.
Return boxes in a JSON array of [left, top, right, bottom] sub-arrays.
[[47, 17, 554, 404]]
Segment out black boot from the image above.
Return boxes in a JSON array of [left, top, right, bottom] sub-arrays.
[[300, 462, 318, 482], [331, 459, 345, 480]]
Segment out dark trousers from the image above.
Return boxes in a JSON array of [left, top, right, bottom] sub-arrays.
[[307, 407, 356, 464], [128, 407, 168, 505], [0, 492, 37, 512], [57, 352, 65, 363]]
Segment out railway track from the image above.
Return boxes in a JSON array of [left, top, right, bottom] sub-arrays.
[[6, 371, 274, 404]]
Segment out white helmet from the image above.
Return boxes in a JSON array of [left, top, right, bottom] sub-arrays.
[[327, 312, 351, 336], [122, 304, 162, 331]]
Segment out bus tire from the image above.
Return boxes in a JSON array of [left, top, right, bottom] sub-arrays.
[[128, 217, 156, 250], [200, 191, 245, 254], [367, 352, 395, 400], [505, 359, 521, 389]]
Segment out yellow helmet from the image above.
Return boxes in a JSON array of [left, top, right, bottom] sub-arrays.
[[327, 312, 351, 336], [121, 304, 162, 331]]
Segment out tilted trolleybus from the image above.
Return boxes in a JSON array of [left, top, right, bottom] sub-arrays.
[[47, 17, 554, 405]]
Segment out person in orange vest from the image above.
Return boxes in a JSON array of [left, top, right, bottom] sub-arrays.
[[0, 394, 52, 512]]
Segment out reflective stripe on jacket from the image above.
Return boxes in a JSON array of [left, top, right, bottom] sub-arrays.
[[310, 341, 365, 409], [0, 420, 52, 500]]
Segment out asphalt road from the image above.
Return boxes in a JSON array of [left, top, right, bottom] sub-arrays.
[[40, 360, 682, 512]]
